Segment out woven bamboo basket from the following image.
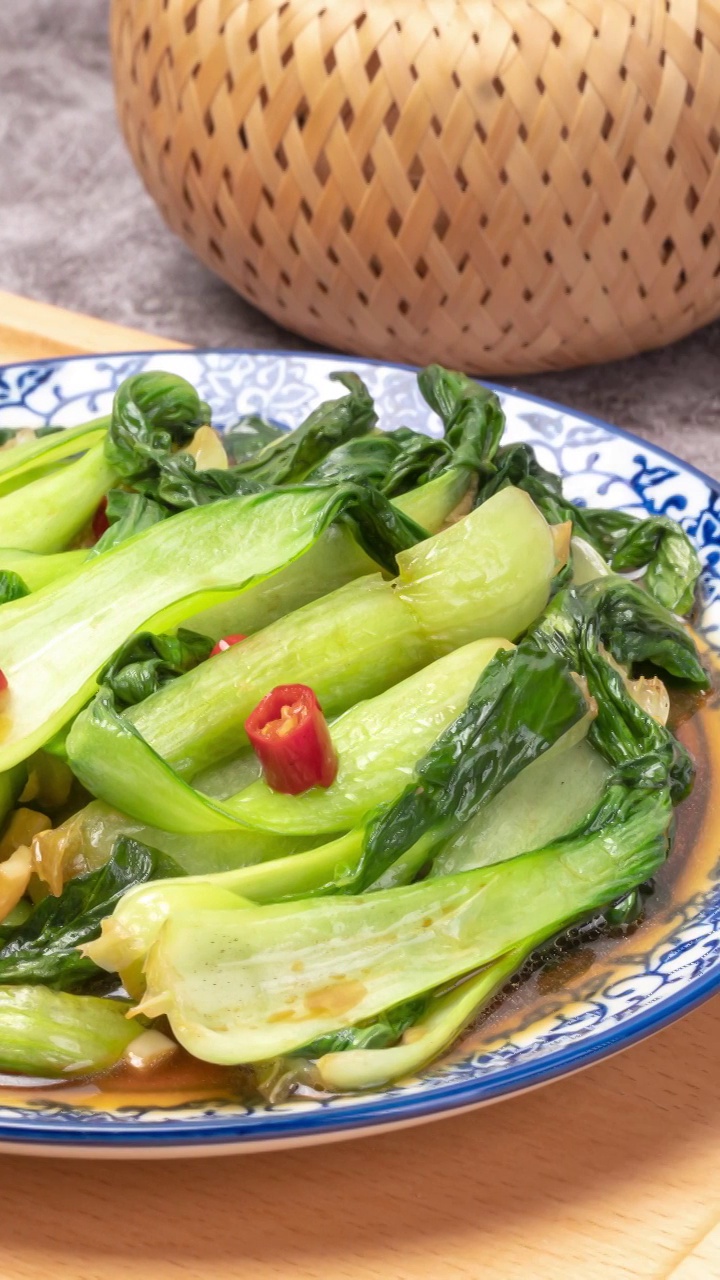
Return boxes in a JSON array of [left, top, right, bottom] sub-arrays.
[[110, 0, 720, 375]]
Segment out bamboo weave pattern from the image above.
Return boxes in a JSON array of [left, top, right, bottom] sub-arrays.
[[111, 0, 720, 373]]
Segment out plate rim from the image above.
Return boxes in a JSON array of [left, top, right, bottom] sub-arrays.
[[0, 345, 718, 1153], [2, 344, 719, 492]]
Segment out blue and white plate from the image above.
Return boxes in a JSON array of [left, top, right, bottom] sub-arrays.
[[0, 349, 719, 1159]]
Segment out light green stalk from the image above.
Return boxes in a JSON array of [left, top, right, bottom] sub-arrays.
[[0, 419, 107, 487], [430, 727, 610, 877], [224, 638, 509, 834], [0, 443, 115, 552], [84, 828, 365, 978], [316, 944, 529, 1092], [0, 548, 87, 591], [0, 487, 364, 770], [69, 486, 560, 831], [136, 790, 669, 1063], [0, 985, 140, 1077], [186, 467, 471, 640], [129, 573, 428, 779]]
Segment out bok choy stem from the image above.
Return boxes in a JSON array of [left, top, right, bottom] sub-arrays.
[[0, 985, 141, 1077], [136, 788, 670, 1063], [315, 944, 530, 1091], [0, 418, 108, 488], [0, 443, 116, 553], [67, 486, 561, 830], [0, 484, 418, 770]]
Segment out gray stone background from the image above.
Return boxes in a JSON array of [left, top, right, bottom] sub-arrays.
[[1, 0, 718, 473]]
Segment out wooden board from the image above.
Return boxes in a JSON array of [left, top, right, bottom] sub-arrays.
[[0, 291, 186, 361], [0, 292, 718, 1280]]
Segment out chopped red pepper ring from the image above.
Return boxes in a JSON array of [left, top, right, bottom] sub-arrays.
[[0, 670, 7, 694], [210, 633, 246, 657], [245, 684, 338, 795], [92, 498, 109, 541]]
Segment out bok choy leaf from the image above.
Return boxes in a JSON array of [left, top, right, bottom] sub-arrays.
[[417, 364, 505, 476], [67, 488, 561, 827], [0, 443, 116, 553], [353, 648, 589, 890], [137, 787, 670, 1063], [304, 362, 503, 496], [0, 838, 185, 991], [120, 372, 377, 513], [223, 638, 509, 835], [98, 628, 214, 710], [229, 372, 377, 486], [0, 418, 107, 488], [0, 484, 420, 770], [102, 371, 209, 481], [89, 491, 169, 557], [222, 415, 283, 462], [473, 439, 702, 614]]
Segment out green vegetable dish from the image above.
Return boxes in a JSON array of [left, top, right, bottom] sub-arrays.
[[0, 364, 709, 1098]]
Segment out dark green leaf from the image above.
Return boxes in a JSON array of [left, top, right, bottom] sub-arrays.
[[98, 627, 214, 709], [0, 838, 186, 991], [475, 442, 569, 521], [609, 516, 702, 614], [326, 482, 429, 575], [103, 372, 209, 481], [527, 578, 704, 800], [531, 577, 708, 687], [233, 372, 377, 486], [0, 570, 30, 605], [307, 430, 448, 496], [354, 648, 589, 890], [133, 454, 260, 510], [89, 490, 170, 557], [307, 365, 506, 497], [584, 653, 694, 801], [222, 415, 284, 463], [418, 365, 505, 476]]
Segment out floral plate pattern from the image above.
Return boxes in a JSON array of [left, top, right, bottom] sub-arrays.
[[0, 349, 718, 1158]]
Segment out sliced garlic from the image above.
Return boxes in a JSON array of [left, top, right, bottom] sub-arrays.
[[182, 426, 229, 472], [31, 812, 87, 895], [0, 428, 37, 451], [0, 846, 32, 921], [123, 1029, 178, 1069], [0, 808, 51, 861], [598, 644, 670, 725], [626, 675, 670, 726], [551, 520, 573, 570]]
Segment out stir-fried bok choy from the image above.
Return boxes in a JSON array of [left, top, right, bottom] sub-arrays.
[[0, 359, 708, 1094]]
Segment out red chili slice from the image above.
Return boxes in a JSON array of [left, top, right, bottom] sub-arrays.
[[0, 670, 7, 693], [245, 684, 338, 795], [210, 633, 246, 657], [92, 498, 109, 541]]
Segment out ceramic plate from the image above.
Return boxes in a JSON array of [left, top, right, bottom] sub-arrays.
[[0, 349, 719, 1159]]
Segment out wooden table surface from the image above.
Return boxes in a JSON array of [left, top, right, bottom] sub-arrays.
[[0, 292, 718, 1280]]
